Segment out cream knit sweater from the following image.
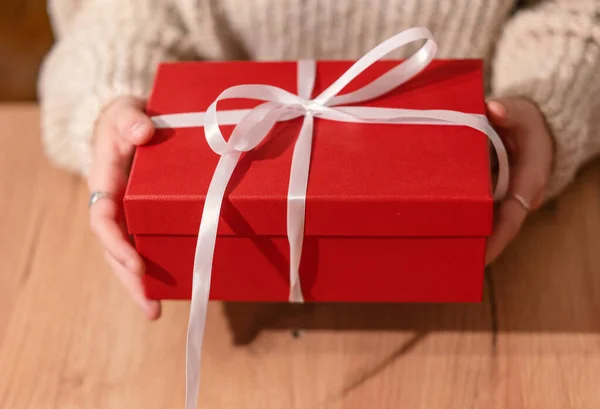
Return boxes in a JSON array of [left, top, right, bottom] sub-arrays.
[[39, 0, 600, 199]]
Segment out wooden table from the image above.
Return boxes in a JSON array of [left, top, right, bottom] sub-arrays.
[[1, 104, 600, 409]]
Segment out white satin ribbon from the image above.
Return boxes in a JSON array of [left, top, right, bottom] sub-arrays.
[[150, 27, 509, 409]]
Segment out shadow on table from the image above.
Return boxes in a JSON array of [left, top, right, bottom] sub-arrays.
[[221, 270, 498, 346]]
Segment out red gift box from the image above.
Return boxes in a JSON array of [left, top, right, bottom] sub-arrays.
[[124, 58, 493, 303]]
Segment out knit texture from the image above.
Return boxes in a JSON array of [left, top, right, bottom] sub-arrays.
[[40, 0, 600, 199]]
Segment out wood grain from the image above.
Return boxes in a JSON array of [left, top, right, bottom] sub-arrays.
[[1, 104, 599, 409]]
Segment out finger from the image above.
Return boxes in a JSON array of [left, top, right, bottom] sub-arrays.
[[88, 117, 130, 194], [486, 100, 519, 155], [104, 250, 161, 320], [90, 198, 140, 270], [485, 199, 528, 265], [92, 206, 162, 320], [109, 98, 155, 146], [87, 98, 160, 320], [486, 159, 543, 264]]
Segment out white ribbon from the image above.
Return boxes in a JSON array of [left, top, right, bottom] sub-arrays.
[[150, 27, 509, 409]]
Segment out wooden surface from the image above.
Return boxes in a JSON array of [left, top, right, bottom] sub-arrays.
[[1, 104, 600, 409], [0, 0, 53, 101]]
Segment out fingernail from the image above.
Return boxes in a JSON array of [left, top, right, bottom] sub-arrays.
[[130, 121, 150, 139]]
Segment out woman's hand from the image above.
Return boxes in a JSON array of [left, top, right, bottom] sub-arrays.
[[87, 96, 160, 319], [485, 97, 554, 264]]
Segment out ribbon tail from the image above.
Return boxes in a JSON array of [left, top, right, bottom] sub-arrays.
[[286, 113, 314, 303], [185, 151, 242, 409]]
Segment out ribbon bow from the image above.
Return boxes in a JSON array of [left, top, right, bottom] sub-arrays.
[[151, 26, 508, 409]]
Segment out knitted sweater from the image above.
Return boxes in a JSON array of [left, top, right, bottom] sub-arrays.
[[39, 0, 600, 199]]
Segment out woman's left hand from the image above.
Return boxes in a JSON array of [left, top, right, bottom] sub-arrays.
[[485, 97, 554, 264]]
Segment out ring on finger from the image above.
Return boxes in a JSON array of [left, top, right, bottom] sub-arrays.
[[510, 193, 531, 212], [89, 191, 114, 207]]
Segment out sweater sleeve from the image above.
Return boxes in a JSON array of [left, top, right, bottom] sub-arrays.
[[39, 0, 197, 175], [491, 0, 600, 200]]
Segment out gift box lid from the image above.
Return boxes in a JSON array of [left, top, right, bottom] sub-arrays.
[[124, 59, 493, 238]]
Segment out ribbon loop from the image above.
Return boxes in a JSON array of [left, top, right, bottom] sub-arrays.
[[314, 27, 435, 106], [328, 39, 437, 106]]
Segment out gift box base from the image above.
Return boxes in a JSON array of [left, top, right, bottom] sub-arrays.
[[136, 235, 486, 302]]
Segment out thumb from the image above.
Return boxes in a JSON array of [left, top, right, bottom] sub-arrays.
[[112, 98, 155, 145]]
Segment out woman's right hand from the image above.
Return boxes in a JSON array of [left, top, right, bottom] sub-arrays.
[[87, 96, 161, 319]]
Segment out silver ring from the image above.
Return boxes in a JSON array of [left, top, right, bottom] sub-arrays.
[[89, 191, 114, 207], [511, 193, 531, 211]]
